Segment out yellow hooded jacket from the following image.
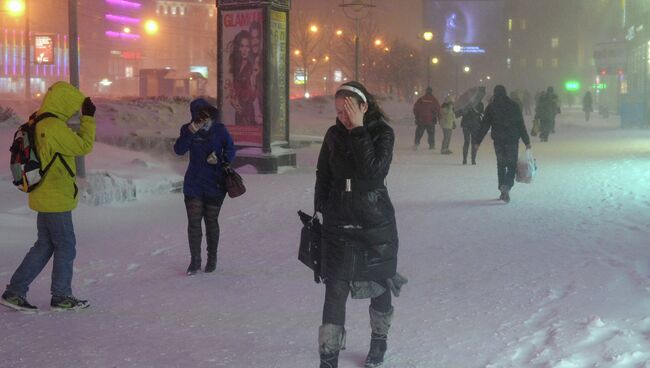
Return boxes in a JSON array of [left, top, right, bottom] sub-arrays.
[[29, 81, 96, 212]]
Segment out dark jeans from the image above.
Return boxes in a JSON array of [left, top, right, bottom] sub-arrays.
[[441, 128, 452, 152], [494, 142, 519, 190], [462, 127, 478, 161], [414, 124, 435, 147], [322, 279, 392, 326], [540, 118, 553, 141], [6, 212, 76, 297], [184, 195, 225, 260]]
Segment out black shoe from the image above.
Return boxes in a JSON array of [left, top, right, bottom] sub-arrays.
[[320, 351, 339, 368], [429, 145, 435, 150], [205, 255, 217, 273], [1, 291, 38, 312], [472, 160, 476, 165], [364, 333, 387, 367], [499, 185, 510, 203], [187, 258, 201, 275], [462, 160, 467, 165], [50, 295, 89, 311]]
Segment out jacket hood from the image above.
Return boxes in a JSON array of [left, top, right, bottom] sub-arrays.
[[190, 98, 220, 122], [38, 81, 86, 121], [493, 85, 507, 99]]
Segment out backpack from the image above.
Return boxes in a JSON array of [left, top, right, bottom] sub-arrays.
[[9, 112, 72, 192]]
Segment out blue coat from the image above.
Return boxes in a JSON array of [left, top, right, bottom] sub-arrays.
[[173, 99, 236, 199]]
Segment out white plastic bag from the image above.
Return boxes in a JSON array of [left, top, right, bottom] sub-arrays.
[[516, 149, 537, 183]]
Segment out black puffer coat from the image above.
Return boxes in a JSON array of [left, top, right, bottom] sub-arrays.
[[477, 88, 530, 146], [315, 119, 398, 282]]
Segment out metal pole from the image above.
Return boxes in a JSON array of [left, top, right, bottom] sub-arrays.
[[24, 0, 30, 100], [68, 0, 84, 178], [455, 63, 459, 96], [427, 56, 431, 88], [354, 18, 359, 81]]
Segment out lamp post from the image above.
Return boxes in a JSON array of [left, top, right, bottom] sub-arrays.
[[3, 0, 29, 98], [422, 31, 433, 88], [339, 0, 375, 81]]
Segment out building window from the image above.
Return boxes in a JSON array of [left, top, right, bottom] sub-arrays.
[[507, 58, 512, 69], [171, 6, 177, 15], [536, 58, 544, 68], [551, 38, 559, 48], [180, 6, 185, 16], [508, 38, 512, 49], [520, 58, 527, 67], [163, 5, 168, 15], [521, 19, 527, 30], [551, 58, 558, 68], [508, 18, 512, 32], [125, 66, 134, 78]]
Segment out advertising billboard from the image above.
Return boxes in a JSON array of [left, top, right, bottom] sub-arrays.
[[221, 8, 264, 146], [424, 0, 504, 51], [34, 35, 54, 65]]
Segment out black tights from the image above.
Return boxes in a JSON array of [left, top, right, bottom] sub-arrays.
[[322, 279, 392, 326], [184, 195, 225, 259]]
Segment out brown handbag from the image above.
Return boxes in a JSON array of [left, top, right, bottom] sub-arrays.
[[223, 163, 246, 198]]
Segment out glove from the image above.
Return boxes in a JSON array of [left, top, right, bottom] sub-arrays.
[[81, 97, 96, 117], [207, 151, 218, 165], [188, 121, 205, 134]]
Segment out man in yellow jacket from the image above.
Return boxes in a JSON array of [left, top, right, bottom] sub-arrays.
[[1, 81, 96, 312]]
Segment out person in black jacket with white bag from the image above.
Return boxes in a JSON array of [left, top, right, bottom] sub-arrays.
[[314, 81, 406, 368]]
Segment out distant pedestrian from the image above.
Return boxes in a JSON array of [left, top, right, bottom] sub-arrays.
[[1, 82, 96, 312], [460, 100, 484, 165], [582, 91, 593, 122], [173, 98, 236, 275], [439, 97, 456, 155], [522, 89, 532, 116], [474, 85, 531, 203], [536, 87, 560, 142], [412, 87, 440, 150], [315, 81, 406, 368]]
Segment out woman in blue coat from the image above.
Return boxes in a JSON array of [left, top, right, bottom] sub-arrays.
[[174, 99, 236, 275]]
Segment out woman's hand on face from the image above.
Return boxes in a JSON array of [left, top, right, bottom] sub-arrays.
[[344, 97, 367, 129]]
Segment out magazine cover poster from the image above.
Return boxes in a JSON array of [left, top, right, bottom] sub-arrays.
[[222, 8, 264, 146]]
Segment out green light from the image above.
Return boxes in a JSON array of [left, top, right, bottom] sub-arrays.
[[565, 80, 581, 91]]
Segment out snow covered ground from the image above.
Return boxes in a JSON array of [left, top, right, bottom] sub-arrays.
[[1, 102, 649, 368]]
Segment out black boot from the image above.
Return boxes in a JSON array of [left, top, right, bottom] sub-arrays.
[[364, 333, 387, 368], [204, 201, 222, 273], [319, 324, 345, 368], [365, 306, 393, 367], [471, 146, 478, 165], [319, 351, 339, 368], [205, 253, 217, 273], [187, 257, 201, 275]]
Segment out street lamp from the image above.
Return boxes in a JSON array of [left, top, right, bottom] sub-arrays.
[[4, 0, 24, 15], [144, 19, 159, 35], [339, 0, 375, 81], [3, 0, 30, 99], [422, 31, 435, 88]]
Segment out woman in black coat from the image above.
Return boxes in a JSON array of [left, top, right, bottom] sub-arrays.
[[314, 81, 404, 368]]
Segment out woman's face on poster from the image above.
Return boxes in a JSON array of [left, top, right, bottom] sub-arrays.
[[239, 38, 251, 59]]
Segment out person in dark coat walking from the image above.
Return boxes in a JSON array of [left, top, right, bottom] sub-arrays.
[[582, 91, 593, 121], [536, 86, 560, 141], [412, 87, 441, 150], [314, 81, 405, 368], [474, 85, 531, 202], [174, 98, 236, 275], [460, 100, 484, 165]]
